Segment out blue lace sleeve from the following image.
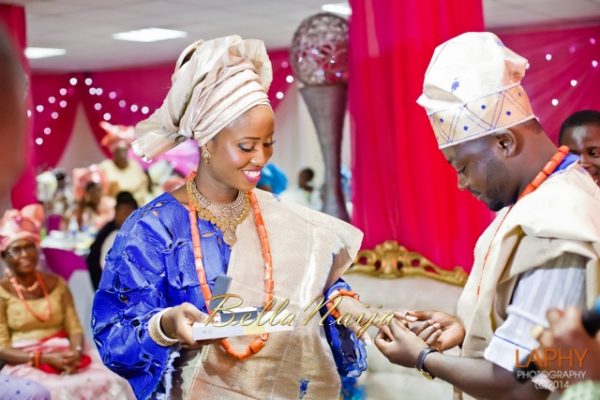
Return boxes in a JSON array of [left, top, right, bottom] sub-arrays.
[[92, 194, 229, 400], [320, 278, 368, 378], [92, 205, 179, 400]]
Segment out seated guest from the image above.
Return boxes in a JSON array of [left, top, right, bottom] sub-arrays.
[[86, 192, 138, 290], [280, 167, 321, 209], [50, 169, 73, 216], [72, 165, 115, 233], [35, 171, 57, 207], [41, 169, 74, 233], [98, 121, 149, 204], [559, 110, 600, 187], [0, 205, 133, 399], [0, 374, 50, 400], [144, 160, 175, 203]]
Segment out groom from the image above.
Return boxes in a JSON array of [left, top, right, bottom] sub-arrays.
[[376, 31, 600, 400]]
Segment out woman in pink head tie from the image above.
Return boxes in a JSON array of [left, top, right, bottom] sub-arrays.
[[0, 205, 134, 399], [98, 121, 149, 204]]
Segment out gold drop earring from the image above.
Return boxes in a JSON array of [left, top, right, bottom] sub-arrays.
[[201, 146, 212, 164]]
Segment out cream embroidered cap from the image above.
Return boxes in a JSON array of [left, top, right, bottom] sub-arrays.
[[417, 32, 536, 149]]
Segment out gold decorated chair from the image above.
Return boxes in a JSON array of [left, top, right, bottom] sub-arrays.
[[344, 241, 468, 400]]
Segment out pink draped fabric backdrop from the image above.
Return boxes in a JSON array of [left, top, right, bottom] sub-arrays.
[[348, 0, 494, 272], [11, 49, 292, 205], [31, 73, 81, 168], [499, 25, 600, 141]]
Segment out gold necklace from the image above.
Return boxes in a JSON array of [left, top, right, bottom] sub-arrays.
[[186, 179, 249, 245]]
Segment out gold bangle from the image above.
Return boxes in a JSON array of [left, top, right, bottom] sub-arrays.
[[148, 308, 179, 347]]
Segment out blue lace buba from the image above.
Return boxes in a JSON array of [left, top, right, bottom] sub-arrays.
[[321, 279, 368, 378], [92, 193, 230, 399]]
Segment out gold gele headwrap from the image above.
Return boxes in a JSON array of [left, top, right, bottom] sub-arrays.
[[133, 35, 273, 160]]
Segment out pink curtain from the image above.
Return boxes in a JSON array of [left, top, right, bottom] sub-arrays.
[[28, 49, 292, 160], [79, 64, 174, 157], [0, 4, 37, 208], [31, 73, 81, 169], [498, 25, 600, 141], [14, 48, 292, 203], [264, 49, 293, 110], [348, 0, 493, 272]]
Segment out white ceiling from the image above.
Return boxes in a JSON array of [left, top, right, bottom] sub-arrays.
[[5, 0, 600, 71]]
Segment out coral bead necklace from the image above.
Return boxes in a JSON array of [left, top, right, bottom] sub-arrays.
[[476, 146, 569, 297], [9, 271, 51, 322], [187, 174, 273, 359]]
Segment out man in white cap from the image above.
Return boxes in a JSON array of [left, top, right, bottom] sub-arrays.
[[375, 32, 600, 399]]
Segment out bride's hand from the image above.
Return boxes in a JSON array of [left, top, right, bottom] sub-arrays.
[[161, 302, 221, 347]]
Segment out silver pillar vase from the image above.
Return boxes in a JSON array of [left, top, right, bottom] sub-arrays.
[[290, 12, 350, 220], [300, 84, 349, 221]]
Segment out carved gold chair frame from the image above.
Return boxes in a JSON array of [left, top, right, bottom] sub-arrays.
[[349, 240, 468, 287]]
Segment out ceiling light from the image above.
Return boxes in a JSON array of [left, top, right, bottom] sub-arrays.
[[321, 3, 351, 16], [25, 47, 66, 59], [113, 27, 187, 43]]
